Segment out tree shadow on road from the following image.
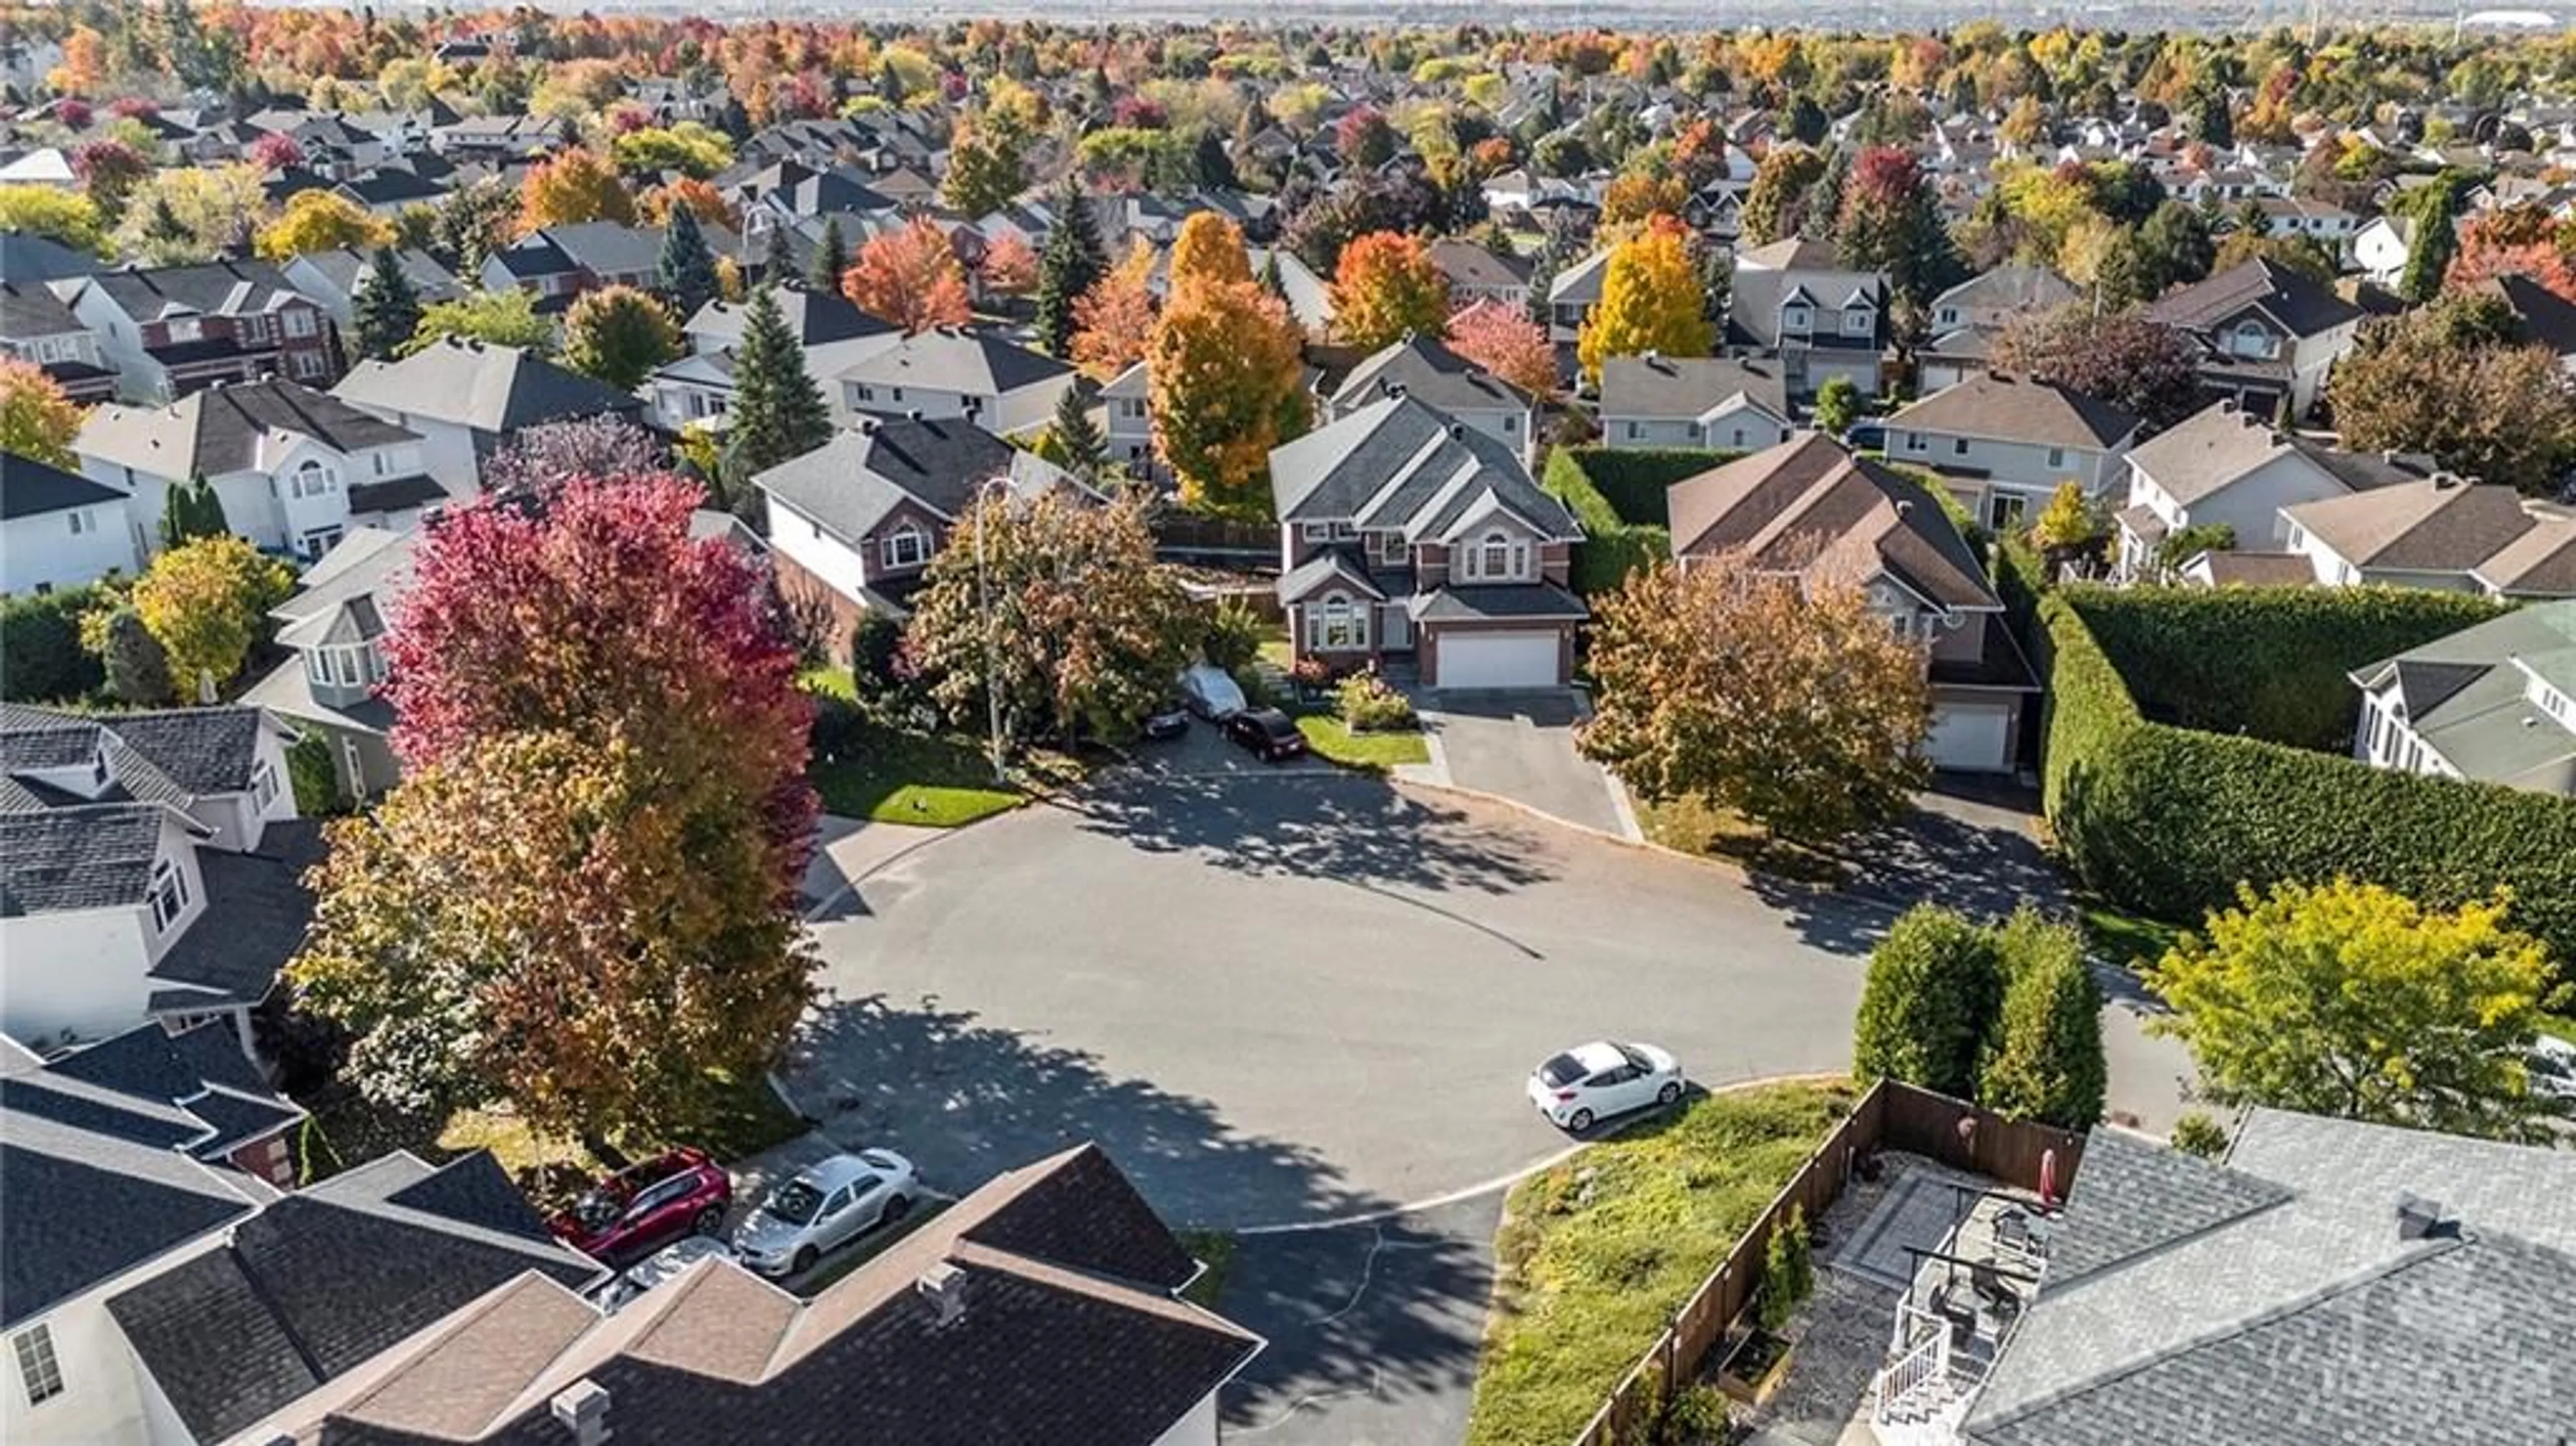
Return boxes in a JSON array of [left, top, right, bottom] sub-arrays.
[[1741, 788, 2071, 958], [779, 989, 1496, 1428], [1064, 771, 1558, 897]]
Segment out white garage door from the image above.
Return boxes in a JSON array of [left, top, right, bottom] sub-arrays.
[[1925, 702, 2012, 773], [1436, 631, 1560, 690]]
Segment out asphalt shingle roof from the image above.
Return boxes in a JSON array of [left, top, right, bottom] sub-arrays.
[[76, 378, 416, 480], [1598, 354, 1790, 422], [1329, 333, 1534, 418], [835, 325, 1073, 398], [332, 338, 645, 435], [0, 1107, 258, 1329], [1269, 395, 1577, 540], [1666, 434, 2000, 612], [1883, 372, 2141, 451], [74, 258, 317, 322], [1, 450, 124, 519], [0, 804, 174, 915], [2145, 256, 2363, 339], [753, 417, 1084, 545], [148, 820, 328, 1007]]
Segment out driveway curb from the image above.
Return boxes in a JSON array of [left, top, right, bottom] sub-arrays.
[[1225, 1071, 1854, 1236]]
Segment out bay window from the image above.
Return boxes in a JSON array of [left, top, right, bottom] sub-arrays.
[[1305, 594, 1369, 651]]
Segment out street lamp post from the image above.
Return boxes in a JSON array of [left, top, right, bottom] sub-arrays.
[[972, 475, 1014, 785]]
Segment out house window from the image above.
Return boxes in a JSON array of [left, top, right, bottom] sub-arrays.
[[284, 309, 316, 338], [167, 317, 203, 343], [240, 315, 270, 345], [1625, 421, 1644, 441], [889, 387, 905, 403], [292, 460, 335, 498], [289, 349, 326, 380], [855, 384, 877, 402], [302, 526, 342, 558], [252, 759, 279, 811], [2226, 321, 2277, 359], [1937, 307, 1960, 327], [881, 526, 929, 570], [1904, 432, 1928, 453], [68, 508, 96, 536], [1463, 529, 1531, 583], [1988, 492, 2029, 531], [1500, 414, 1516, 434], [1730, 428, 1746, 447], [1306, 594, 1369, 651], [372, 451, 390, 476], [331, 647, 360, 687], [1782, 305, 1811, 332], [1841, 309, 1874, 337], [1120, 398, 1146, 419], [1300, 521, 1334, 543], [12, 1325, 63, 1406], [149, 858, 191, 934], [1368, 530, 1407, 566], [2046, 447, 2067, 469], [1952, 437, 1970, 457]]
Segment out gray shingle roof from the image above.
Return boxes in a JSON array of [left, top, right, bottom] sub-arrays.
[[0, 1105, 258, 1329], [1409, 583, 1589, 622], [76, 378, 417, 480], [753, 417, 1083, 545], [90, 708, 270, 795], [1329, 333, 1535, 418], [0, 804, 174, 915], [686, 285, 896, 348], [0, 278, 86, 338], [73, 258, 317, 322], [1883, 372, 2141, 451], [2348, 602, 2576, 791], [1598, 354, 1790, 422], [1269, 395, 1578, 539], [836, 325, 1073, 398], [2146, 256, 2364, 339], [332, 338, 645, 435], [148, 820, 328, 1007]]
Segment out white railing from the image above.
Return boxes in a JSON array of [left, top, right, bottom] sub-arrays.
[[1873, 1325, 1948, 1420]]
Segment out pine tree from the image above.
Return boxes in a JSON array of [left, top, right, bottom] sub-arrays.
[[351, 247, 423, 362], [1033, 176, 1107, 357], [1050, 382, 1108, 479], [158, 474, 229, 550], [720, 287, 833, 510], [806, 216, 848, 294], [1523, 239, 1559, 327], [657, 205, 720, 322], [1258, 247, 1287, 303], [761, 220, 793, 282], [2398, 186, 2459, 304]]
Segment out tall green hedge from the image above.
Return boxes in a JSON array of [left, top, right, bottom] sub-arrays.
[[1550, 446, 1744, 528], [1542, 447, 1671, 596], [2068, 585, 2510, 752], [2035, 592, 2576, 970], [2, 583, 108, 703]]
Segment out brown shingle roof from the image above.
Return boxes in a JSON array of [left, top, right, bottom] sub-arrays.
[[1666, 433, 2000, 612], [2283, 478, 2543, 573], [1882, 372, 2141, 451]]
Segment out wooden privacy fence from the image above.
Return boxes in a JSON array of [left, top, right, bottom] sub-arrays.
[[1567, 1081, 2088, 1446]]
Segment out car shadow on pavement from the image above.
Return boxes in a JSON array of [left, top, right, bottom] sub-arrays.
[[1062, 771, 1558, 897]]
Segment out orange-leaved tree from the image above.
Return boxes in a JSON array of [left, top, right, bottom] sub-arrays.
[[517, 147, 635, 233], [843, 217, 972, 333], [1169, 210, 1253, 290], [1071, 237, 1158, 381], [1149, 248, 1308, 517], [1331, 229, 1452, 351]]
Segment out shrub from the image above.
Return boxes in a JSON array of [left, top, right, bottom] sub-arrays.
[[1543, 448, 1682, 596], [849, 612, 909, 708], [2068, 583, 2507, 751], [1660, 1383, 1729, 1445], [809, 693, 868, 760], [286, 734, 343, 816], [1546, 445, 1739, 528], [1202, 598, 1267, 673], [1755, 1205, 1814, 1333], [97, 605, 172, 706], [1335, 667, 1417, 730], [1, 583, 109, 701], [2033, 590, 2576, 972], [2168, 1110, 2230, 1159], [1851, 905, 2005, 1098], [1978, 911, 2108, 1129]]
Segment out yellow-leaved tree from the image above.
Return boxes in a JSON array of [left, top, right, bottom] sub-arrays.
[[131, 536, 295, 699], [1577, 217, 1713, 384], [1148, 213, 1308, 517], [256, 190, 395, 260]]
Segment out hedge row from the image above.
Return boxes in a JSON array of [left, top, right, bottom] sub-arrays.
[[2068, 584, 2510, 753], [1550, 445, 1743, 528], [2, 583, 109, 703], [2035, 591, 2576, 970], [1542, 447, 1672, 596]]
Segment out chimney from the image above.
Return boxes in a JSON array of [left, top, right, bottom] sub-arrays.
[[550, 1380, 611, 1446], [2395, 1192, 2445, 1241], [917, 1261, 968, 1327], [2218, 396, 2236, 414]]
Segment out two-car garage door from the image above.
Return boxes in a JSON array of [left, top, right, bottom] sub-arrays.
[[1434, 631, 1561, 690]]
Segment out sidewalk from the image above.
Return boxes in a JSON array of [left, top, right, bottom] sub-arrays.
[[801, 814, 951, 921]]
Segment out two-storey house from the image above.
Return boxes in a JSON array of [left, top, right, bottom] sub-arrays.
[[52, 261, 339, 402], [331, 337, 645, 496], [2143, 257, 2364, 421], [753, 416, 1099, 659], [482, 222, 741, 315], [1665, 435, 2037, 771], [649, 286, 901, 432], [74, 378, 436, 563], [1918, 265, 2081, 392], [2113, 400, 2434, 578], [278, 247, 465, 330], [0, 704, 312, 1052], [1879, 373, 2144, 533], [2278, 476, 2576, 596], [1546, 249, 1611, 346], [1324, 333, 1541, 471], [1, 280, 117, 402], [2349, 600, 2576, 793], [1597, 353, 1793, 453], [1723, 237, 1891, 400], [835, 327, 1078, 440], [1, 453, 138, 596], [1269, 396, 1587, 690], [1099, 363, 1158, 481], [239, 526, 413, 803], [1426, 237, 1534, 311]]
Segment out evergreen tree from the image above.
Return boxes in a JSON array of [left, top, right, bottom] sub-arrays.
[[2398, 186, 2459, 304], [351, 247, 423, 362], [761, 219, 793, 282], [1258, 247, 1287, 303], [1523, 238, 1559, 327], [806, 216, 848, 294], [2138, 200, 2216, 290], [1800, 148, 1849, 242], [1978, 912, 2109, 1131], [720, 287, 833, 510], [657, 205, 720, 322], [1032, 176, 1108, 357], [1049, 382, 1108, 479], [157, 474, 229, 550]]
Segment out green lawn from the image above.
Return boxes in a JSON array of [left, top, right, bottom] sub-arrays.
[[1176, 1230, 1237, 1309], [1468, 1081, 1855, 1446], [1295, 715, 1430, 770], [2080, 900, 2190, 972]]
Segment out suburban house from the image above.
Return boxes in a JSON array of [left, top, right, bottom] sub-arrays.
[[650, 286, 900, 432], [1546, 249, 1609, 343], [1665, 435, 2038, 772], [479, 221, 738, 313], [1426, 237, 1533, 311], [1268, 394, 1587, 691], [238, 526, 414, 803], [0, 704, 313, 1052], [278, 246, 466, 329], [2, 280, 118, 402], [1323, 333, 1540, 470], [1864, 1111, 2576, 1445], [2349, 600, 2576, 794], [2113, 400, 2437, 578], [1596, 353, 1792, 453], [1918, 265, 2081, 392], [835, 326, 1078, 439], [2467, 271, 2576, 373], [52, 261, 341, 402], [200, 1143, 1257, 1446], [1723, 237, 1891, 399], [1101, 362, 1157, 480], [74, 378, 437, 564], [753, 414, 1097, 655], [2, 452, 138, 596], [2349, 211, 2416, 288], [2143, 256, 2365, 421], [331, 337, 645, 497], [1880, 374, 2143, 533], [2279, 476, 2576, 595]]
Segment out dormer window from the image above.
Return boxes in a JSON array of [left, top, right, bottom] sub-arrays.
[[1937, 307, 1961, 327], [290, 459, 337, 499], [2527, 672, 2575, 728], [1841, 309, 1874, 337], [881, 524, 929, 570], [1782, 304, 1813, 332], [149, 858, 191, 934]]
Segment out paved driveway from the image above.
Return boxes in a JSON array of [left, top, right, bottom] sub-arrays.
[[781, 771, 1871, 1229], [1420, 691, 1633, 838]]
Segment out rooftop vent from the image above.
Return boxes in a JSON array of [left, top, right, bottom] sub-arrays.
[[549, 1379, 611, 1446], [917, 1260, 968, 1327], [2395, 1192, 2449, 1241], [1448, 423, 1465, 439]]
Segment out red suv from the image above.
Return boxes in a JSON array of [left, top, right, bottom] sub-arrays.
[[547, 1148, 733, 1266]]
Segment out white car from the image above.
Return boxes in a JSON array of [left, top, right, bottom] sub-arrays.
[[1179, 663, 1248, 720], [732, 1150, 918, 1278], [2528, 1035, 2576, 1107], [1528, 1040, 1685, 1131]]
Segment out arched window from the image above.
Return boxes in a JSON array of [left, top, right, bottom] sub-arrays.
[[1305, 592, 1369, 651], [881, 524, 930, 570], [292, 459, 334, 499], [1466, 529, 1529, 582]]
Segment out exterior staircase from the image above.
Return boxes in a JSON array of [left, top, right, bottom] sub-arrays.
[[1866, 1313, 1980, 1446]]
